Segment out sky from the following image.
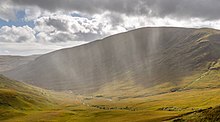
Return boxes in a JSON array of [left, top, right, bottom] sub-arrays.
[[1, 0, 220, 55]]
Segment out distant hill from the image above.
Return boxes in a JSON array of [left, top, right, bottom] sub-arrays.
[[4, 27, 220, 94], [0, 55, 39, 72]]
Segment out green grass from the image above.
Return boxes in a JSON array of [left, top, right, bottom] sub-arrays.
[[0, 75, 76, 121], [1, 60, 220, 122], [3, 87, 220, 122], [167, 105, 220, 121]]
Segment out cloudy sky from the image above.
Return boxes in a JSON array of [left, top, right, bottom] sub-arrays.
[[1, 0, 220, 55]]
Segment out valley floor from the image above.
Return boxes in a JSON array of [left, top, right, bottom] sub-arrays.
[[2, 87, 220, 122], [1, 65, 220, 122]]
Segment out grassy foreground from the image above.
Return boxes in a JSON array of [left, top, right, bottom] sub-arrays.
[[1, 64, 220, 122]]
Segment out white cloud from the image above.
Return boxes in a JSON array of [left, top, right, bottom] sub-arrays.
[[0, 0, 16, 21], [33, 13, 124, 42], [24, 7, 42, 21], [0, 41, 87, 56], [35, 14, 102, 33], [0, 25, 87, 56], [0, 26, 36, 43], [0, 12, 127, 55]]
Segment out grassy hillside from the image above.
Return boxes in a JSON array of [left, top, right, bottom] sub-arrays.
[[167, 105, 220, 121], [0, 75, 53, 120], [188, 106, 220, 122], [0, 74, 76, 121], [4, 27, 220, 94], [1, 71, 220, 122], [93, 59, 220, 99]]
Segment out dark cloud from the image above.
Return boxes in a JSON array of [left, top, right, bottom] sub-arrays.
[[75, 32, 102, 42], [46, 18, 69, 31], [11, 0, 145, 15], [145, 0, 220, 20], [11, 0, 220, 20], [17, 36, 29, 43], [49, 32, 75, 42], [105, 12, 124, 26]]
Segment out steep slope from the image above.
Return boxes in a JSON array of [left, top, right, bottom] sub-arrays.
[[4, 27, 220, 94], [167, 105, 220, 122], [0, 55, 39, 72], [0, 74, 59, 108], [189, 106, 220, 122], [0, 74, 55, 120]]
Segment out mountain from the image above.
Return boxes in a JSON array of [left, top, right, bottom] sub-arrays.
[[3, 27, 220, 94], [0, 55, 39, 72]]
